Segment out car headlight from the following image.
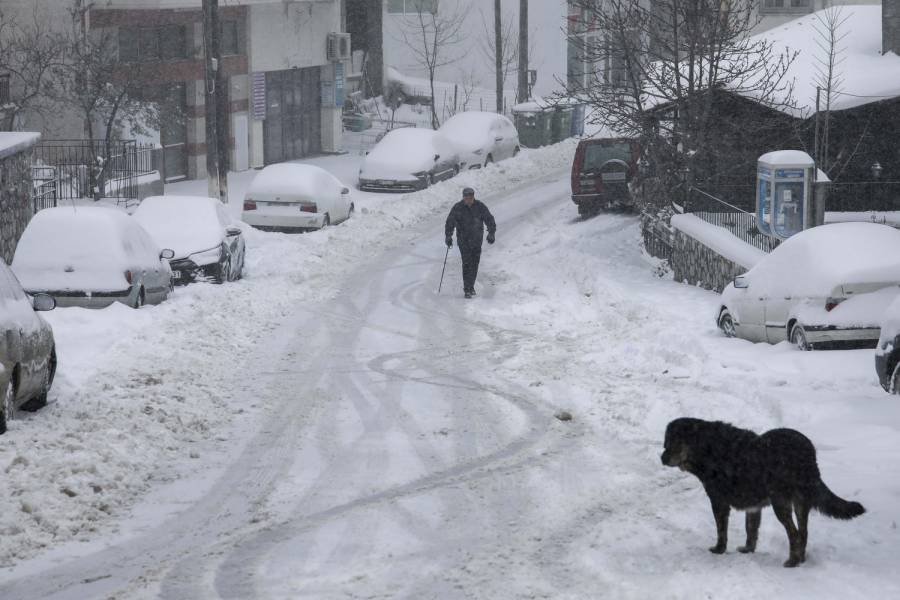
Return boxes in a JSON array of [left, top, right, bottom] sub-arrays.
[[412, 171, 427, 178], [473, 149, 483, 156]]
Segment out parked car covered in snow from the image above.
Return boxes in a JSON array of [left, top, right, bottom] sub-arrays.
[[358, 127, 459, 192], [1, 260, 56, 434], [717, 222, 900, 349], [875, 295, 900, 392], [12, 207, 175, 309], [242, 163, 354, 232], [134, 195, 245, 284], [438, 111, 520, 170]]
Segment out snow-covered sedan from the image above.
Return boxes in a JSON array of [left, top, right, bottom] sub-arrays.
[[134, 195, 245, 284], [242, 163, 353, 232], [12, 207, 175, 309], [1, 260, 56, 435], [358, 127, 459, 192], [875, 296, 900, 392], [438, 111, 520, 170], [717, 222, 900, 349]]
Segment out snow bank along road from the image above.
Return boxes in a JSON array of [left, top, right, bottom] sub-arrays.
[[3, 139, 900, 598]]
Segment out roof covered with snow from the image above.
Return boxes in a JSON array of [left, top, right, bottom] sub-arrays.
[[750, 5, 900, 115], [0, 132, 40, 160]]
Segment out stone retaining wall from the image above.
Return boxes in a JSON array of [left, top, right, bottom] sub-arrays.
[[670, 228, 748, 293], [0, 145, 36, 264]]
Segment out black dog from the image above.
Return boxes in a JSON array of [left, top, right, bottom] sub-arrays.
[[661, 418, 865, 567]]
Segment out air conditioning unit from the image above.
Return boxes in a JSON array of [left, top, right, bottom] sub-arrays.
[[326, 33, 351, 62]]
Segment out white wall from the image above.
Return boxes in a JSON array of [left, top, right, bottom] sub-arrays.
[[247, 1, 340, 72], [382, 0, 569, 100]]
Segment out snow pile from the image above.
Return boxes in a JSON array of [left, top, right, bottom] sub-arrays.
[[0, 132, 40, 160], [0, 138, 578, 567]]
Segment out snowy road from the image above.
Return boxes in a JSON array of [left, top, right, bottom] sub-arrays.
[[3, 148, 900, 598]]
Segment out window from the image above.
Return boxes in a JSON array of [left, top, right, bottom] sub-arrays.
[[119, 25, 189, 63], [220, 20, 239, 56], [0, 74, 10, 105], [760, 0, 811, 13], [387, 0, 438, 14]]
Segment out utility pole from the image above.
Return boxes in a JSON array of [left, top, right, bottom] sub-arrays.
[[494, 0, 503, 113], [517, 0, 528, 103], [202, 0, 227, 203]]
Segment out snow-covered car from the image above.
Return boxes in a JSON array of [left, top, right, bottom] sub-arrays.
[[242, 163, 354, 232], [358, 127, 459, 192], [717, 222, 900, 349], [875, 295, 900, 392], [134, 195, 245, 285], [0, 260, 56, 434], [12, 206, 175, 309], [438, 111, 520, 170]]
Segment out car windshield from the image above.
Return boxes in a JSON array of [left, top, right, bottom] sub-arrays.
[[583, 142, 633, 172]]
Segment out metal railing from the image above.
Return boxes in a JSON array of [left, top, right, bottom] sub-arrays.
[[31, 166, 57, 213], [688, 186, 781, 253], [32, 139, 155, 203]]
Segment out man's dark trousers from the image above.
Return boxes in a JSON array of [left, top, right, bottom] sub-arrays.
[[459, 245, 481, 293]]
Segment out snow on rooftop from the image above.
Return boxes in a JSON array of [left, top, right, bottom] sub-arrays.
[[0, 132, 41, 160], [758, 149, 814, 166], [749, 5, 900, 115]]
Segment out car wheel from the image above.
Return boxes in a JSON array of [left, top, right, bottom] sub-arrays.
[[890, 361, 900, 394], [718, 310, 737, 338], [790, 323, 813, 351], [22, 349, 55, 412], [1, 377, 15, 435], [485, 154, 493, 167], [348, 203, 355, 219], [513, 146, 520, 157]]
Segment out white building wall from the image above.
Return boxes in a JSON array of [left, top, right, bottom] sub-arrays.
[[382, 0, 569, 101], [246, 0, 343, 166]]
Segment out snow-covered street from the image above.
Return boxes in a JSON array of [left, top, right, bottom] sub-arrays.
[[1, 144, 899, 599]]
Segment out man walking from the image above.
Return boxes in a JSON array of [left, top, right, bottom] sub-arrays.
[[445, 187, 496, 298]]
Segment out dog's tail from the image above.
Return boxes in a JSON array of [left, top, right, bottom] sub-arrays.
[[813, 480, 865, 520]]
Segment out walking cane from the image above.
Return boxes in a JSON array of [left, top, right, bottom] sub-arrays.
[[438, 244, 450, 293]]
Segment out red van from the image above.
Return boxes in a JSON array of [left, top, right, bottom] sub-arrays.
[[571, 138, 640, 215]]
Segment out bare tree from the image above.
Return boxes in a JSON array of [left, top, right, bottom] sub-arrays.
[[0, 7, 64, 131], [567, 0, 798, 210], [812, 7, 849, 174], [56, 1, 158, 199], [394, 1, 468, 129]]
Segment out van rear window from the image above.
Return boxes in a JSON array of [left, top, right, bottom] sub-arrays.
[[583, 143, 633, 172]]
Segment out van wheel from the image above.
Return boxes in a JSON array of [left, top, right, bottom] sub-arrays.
[[790, 324, 813, 350], [1, 378, 15, 435], [513, 146, 520, 156], [718, 310, 736, 338]]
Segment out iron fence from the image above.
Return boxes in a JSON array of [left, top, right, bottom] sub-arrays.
[[31, 139, 155, 203], [688, 187, 781, 253], [31, 166, 57, 213]]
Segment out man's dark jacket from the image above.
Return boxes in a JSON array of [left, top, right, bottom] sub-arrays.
[[445, 200, 496, 249]]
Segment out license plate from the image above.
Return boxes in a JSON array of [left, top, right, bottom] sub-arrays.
[[172, 271, 182, 280], [377, 179, 394, 185]]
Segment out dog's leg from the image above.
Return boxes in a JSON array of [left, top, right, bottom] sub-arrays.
[[708, 498, 730, 554], [738, 510, 761, 553], [772, 499, 802, 567], [794, 501, 810, 563]]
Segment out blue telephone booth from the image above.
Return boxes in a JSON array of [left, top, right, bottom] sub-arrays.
[[756, 150, 814, 240]]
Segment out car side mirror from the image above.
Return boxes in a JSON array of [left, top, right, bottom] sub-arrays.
[[733, 275, 749, 289], [341, 187, 350, 195], [226, 226, 242, 237], [32, 293, 56, 312], [160, 248, 175, 260], [434, 154, 440, 161]]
